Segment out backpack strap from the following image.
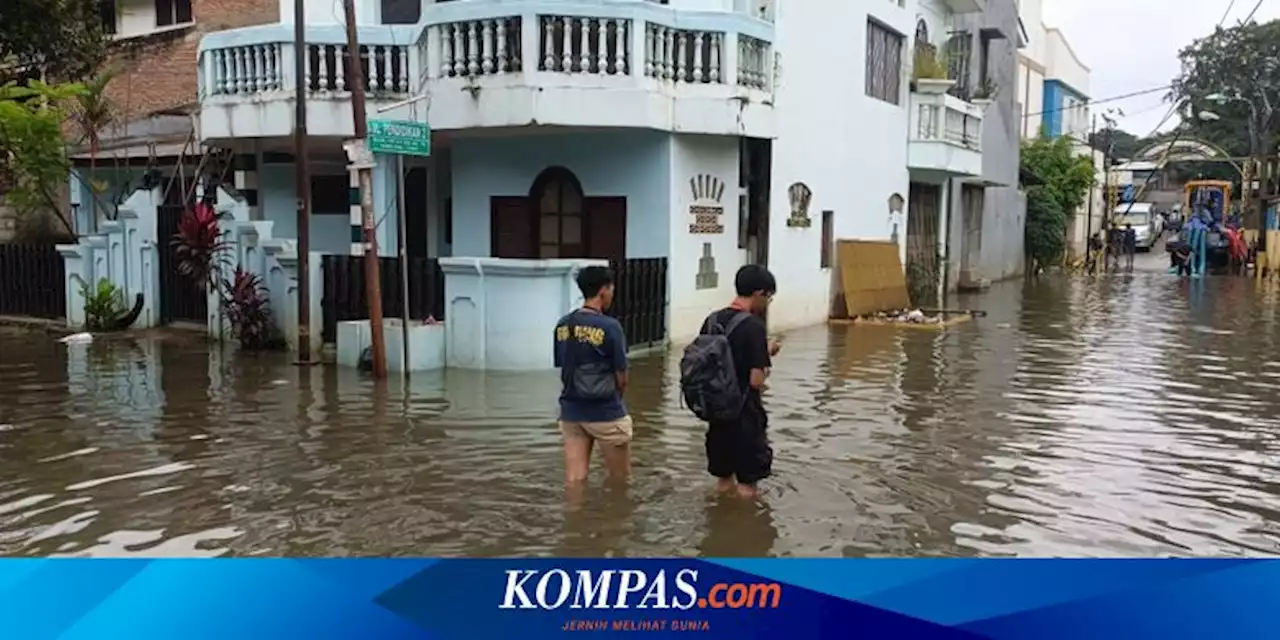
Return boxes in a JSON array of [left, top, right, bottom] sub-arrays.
[[722, 311, 752, 337]]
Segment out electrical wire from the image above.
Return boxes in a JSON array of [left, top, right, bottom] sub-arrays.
[[1221, 0, 1240, 24], [1242, 0, 1265, 23], [1023, 84, 1173, 118], [1112, 0, 1247, 227]]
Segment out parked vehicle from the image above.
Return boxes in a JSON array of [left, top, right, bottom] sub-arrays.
[[1112, 202, 1158, 251]]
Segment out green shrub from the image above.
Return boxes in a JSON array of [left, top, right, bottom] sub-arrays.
[[80, 277, 124, 331]]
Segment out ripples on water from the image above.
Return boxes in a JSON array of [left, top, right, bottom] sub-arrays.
[[2, 272, 1280, 557]]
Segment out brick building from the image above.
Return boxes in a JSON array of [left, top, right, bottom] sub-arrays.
[[98, 0, 280, 121], [65, 0, 280, 233]]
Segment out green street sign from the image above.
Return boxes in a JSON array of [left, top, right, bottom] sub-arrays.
[[367, 119, 431, 157]]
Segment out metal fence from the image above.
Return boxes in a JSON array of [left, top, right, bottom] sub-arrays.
[[608, 257, 667, 349], [0, 244, 66, 320], [321, 254, 445, 343]]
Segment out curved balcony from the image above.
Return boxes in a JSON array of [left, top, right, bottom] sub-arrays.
[[907, 91, 984, 178], [197, 0, 775, 144]]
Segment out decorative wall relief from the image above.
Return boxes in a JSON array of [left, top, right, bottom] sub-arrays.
[[888, 192, 905, 244], [688, 174, 726, 234], [786, 182, 812, 228], [695, 242, 719, 290]]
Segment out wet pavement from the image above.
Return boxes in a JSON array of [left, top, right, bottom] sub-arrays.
[[3, 267, 1280, 557]]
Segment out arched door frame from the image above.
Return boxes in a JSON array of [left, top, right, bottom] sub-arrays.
[[529, 166, 587, 259]]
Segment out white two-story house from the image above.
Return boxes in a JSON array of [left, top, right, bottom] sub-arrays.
[[177, 0, 1012, 366]]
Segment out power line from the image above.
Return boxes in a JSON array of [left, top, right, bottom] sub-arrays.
[[1023, 84, 1173, 118], [1221, 0, 1239, 24], [1243, 0, 1265, 23], [1112, 0, 1244, 228]]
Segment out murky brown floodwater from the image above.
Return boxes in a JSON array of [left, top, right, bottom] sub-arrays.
[[4, 268, 1280, 557]]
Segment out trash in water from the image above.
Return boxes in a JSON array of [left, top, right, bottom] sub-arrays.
[[864, 309, 944, 325]]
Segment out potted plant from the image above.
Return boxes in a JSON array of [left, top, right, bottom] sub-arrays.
[[971, 77, 998, 107], [912, 47, 954, 94]]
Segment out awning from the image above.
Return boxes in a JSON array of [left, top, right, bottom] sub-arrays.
[[68, 111, 195, 161]]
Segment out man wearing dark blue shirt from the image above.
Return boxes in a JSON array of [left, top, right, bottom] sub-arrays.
[[554, 266, 631, 487]]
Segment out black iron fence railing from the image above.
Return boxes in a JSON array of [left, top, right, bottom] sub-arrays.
[[608, 257, 667, 349], [0, 244, 66, 320], [320, 254, 445, 343]]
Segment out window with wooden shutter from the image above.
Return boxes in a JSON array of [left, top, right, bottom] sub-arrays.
[[865, 20, 904, 105]]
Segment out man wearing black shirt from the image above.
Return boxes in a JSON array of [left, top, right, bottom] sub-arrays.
[[701, 265, 781, 500]]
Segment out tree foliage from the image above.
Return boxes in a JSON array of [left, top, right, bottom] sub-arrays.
[[0, 0, 110, 84], [1170, 20, 1280, 157], [1090, 127, 1144, 160], [0, 80, 87, 237], [1020, 135, 1097, 267]]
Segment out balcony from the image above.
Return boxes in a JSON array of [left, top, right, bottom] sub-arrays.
[[943, 0, 986, 14], [908, 90, 984, 177], [197, 0, 775, 143]]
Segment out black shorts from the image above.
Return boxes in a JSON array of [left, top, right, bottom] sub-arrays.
[[705, 400, 773, 485]]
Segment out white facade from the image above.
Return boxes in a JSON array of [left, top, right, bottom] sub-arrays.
[[758, 0, 914, 332], [183, 0, 1015, 364], [1015, 0, 1091, 140]]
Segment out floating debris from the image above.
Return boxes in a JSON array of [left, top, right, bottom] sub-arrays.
[[864, 308, 945, 325]]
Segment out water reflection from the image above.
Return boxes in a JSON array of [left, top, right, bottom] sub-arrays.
[[2, 271, 1280, 557]]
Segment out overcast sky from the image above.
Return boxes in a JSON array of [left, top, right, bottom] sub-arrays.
[[1041, 0, 1280, 135]]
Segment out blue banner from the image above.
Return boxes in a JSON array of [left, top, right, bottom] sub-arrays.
[[1, 559, 1277, 639]]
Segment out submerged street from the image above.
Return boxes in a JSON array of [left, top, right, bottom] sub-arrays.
[[3, 269, 1280, 558]]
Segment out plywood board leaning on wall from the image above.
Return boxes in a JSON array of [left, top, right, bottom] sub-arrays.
[[836, 239, 910, 318]]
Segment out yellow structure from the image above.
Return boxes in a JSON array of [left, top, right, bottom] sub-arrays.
[[834, 239, 910, 318], [1183, 180, 1234, 214]]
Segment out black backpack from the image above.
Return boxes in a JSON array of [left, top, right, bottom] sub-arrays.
[[680, 311, 751, 422]]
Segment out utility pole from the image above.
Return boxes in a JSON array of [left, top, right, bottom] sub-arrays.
[[293, 0, 313, 364], [342, 0, 388, 379], [1085, 114, 1097, 268]]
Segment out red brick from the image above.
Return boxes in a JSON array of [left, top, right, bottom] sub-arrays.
[[103, 0, 280, 121]]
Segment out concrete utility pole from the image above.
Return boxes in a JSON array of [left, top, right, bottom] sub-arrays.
[[293, 0, 313, 364], [342, 0, 388, 379], [1086, 114, 1097, 268]]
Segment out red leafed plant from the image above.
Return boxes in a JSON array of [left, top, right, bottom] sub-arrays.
[[172, 200, 281, 350], [221, 268, 278, 350], [172, 202, 229, 288]]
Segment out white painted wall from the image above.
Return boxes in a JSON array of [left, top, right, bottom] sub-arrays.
[[915, 0, 952, 45], [763, 0, 913, 332], [1019, 0, 1048, 63], [1045, 28, 1090, 97], [112, 0, 190, 38], [667, 135, 743, 342], [1017, 57, 1045, 138], [1016, 0, 1047, 139]]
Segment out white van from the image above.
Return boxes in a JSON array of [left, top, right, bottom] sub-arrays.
[[1112, 202, 1158, 250]]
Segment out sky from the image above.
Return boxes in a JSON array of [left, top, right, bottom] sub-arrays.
[[1041, 0, 1280, 135]]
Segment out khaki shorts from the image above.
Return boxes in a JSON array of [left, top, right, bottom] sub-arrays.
[[559, 416, 634, 446]]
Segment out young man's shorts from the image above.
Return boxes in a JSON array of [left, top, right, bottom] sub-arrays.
[[705, 400, 773, 485], [559, 415, 634, 446]]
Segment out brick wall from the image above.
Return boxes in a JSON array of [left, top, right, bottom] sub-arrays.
[[104, 0, 280, 121]]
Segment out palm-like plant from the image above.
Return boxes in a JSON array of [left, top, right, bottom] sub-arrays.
[[69, 68, 118, 231]]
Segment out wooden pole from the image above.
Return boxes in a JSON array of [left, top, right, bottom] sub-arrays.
[[294, 0, 314, 364], [342, 0, 388, 379]]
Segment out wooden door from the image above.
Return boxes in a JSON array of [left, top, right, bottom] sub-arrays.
[[405, 167, 428, 258], [490, 196, 535, 258], [906, 182, 941, 306], [586, 196, 627, 262]]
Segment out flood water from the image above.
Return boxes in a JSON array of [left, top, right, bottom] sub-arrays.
[[3, 270, 1280, 557]]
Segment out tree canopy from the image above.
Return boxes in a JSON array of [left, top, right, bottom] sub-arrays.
[[1021, 135, 1097, 268], [1089, 127, 1144, 160], [0, 80, 88, 237], [0, 0, 110, 84], [1170, 20, 1280, 157]]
